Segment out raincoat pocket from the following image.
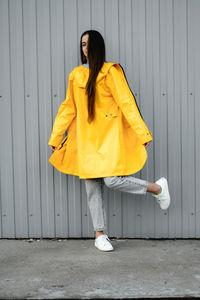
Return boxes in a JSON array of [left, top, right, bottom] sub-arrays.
[[58, 134, 68, 150], [105, 112, 118, 119]]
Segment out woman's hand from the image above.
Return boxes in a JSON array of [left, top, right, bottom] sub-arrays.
[[50, 145, 58, 152], [143, 141, 151, 148]]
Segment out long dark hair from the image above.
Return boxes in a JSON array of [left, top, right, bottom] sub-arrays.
[[80, 30, 105, 123]]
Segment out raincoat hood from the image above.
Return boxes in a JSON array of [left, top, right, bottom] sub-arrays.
[[73, 62, 117, 87]]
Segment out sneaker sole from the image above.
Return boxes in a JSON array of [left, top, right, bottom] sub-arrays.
[[94, 244, 114, 252]]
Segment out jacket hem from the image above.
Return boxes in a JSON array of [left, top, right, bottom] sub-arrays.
[[49, 149, 148, 180]]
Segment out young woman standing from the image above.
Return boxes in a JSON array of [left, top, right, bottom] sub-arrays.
[[48, 30, 170, 252]]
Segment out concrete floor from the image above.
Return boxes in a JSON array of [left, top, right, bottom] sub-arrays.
[[0, 238, 200, 299]]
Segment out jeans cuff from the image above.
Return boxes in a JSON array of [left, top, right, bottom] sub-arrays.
[[94, 227, 106, 231]]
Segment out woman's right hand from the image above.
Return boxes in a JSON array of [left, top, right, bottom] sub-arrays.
[[50, 145, 58, 152]]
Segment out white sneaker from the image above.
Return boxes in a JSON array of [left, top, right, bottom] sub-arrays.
[[152, 177, 171, 210], [95, 234, 114, 251]]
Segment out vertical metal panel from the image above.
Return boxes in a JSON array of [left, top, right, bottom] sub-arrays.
[[192, 1, 200, 236], [37, 0, 55, 237], [174, 0, 189, 237], [187, 0, 195, 238], [0, 0, 15, 238], [9, 0, 28, 237], [0, 0, 199, 238], [167, 0, 178, 238], [176, 0, 192, 238], [23, 0, 42, 237]]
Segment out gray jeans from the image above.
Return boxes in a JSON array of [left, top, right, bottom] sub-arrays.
[[84, 174, 148, 231]]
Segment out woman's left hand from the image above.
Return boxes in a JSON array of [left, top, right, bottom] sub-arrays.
[[143, 141, 151, 148]]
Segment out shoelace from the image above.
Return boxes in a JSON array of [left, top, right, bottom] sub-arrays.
[[98, 234, 111, 245]]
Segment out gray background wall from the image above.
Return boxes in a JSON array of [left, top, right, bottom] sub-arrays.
[[0, 0, 200, 238]]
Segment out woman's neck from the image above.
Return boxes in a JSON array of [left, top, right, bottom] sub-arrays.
[[83, 61, 89, 68]]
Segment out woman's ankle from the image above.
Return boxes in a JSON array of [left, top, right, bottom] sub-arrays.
[[155, 185, 162, 195], [96, 230, 104, 238], [147, 182, 162, 194]]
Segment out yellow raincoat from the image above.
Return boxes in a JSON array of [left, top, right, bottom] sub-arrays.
[[48, 62, 152, 179]]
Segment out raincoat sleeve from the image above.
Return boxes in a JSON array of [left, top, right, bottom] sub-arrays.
[[48, 70, 76, 148], [105, 64, 153, 145]]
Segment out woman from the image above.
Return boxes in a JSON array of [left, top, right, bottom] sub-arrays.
[[48, 30, 170, 252]]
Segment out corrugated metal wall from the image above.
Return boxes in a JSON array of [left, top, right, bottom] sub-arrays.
[[0, 0, 200, 238]]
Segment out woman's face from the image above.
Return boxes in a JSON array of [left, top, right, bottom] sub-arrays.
[[81, 34, 89, 59]]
